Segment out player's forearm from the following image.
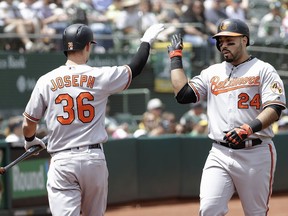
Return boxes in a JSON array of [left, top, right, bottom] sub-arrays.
[[128, 42, 150, 79], [171, 68, 188, 96], [22, 117, 37, 139], [256, 107, 280, 129]]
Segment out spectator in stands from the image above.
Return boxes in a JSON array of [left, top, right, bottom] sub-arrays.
[[88, 0, 114, 53], [146, 98, 164, 121], [225, 0, 246, 21], [33, 0, 69, 51], [114, 0, 142, 52], [257, 1, 283, 39], [133, 111, 164, 137], [5, 116, 25, 147], [136, 98, 166, 136], [17, 0, 42, 42], [111, 122, 131, 139], [204, 0, 228, 26], [179, 102, 208, 134], [175, 122, 187, 134], [138, 0, 159, 34], [0, 0, 35, 51], [179, 0, 217, 67], [190, 119, 208, 136], [161, 111, 178, 134], [151, 0, 182, 41]]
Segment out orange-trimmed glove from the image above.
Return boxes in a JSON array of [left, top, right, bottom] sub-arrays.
[[168, 34, 183, 58], [223, 124, 253, 146]]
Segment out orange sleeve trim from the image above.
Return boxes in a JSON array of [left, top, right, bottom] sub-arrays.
[[23, 112, 40, 123]]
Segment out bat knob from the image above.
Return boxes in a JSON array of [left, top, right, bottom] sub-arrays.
[[0, 167, 6, 175]]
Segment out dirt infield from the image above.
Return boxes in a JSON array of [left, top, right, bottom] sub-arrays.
[[105, 193, 288, 216]]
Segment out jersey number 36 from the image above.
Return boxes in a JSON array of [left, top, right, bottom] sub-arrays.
[[55, 92, 95, 125]]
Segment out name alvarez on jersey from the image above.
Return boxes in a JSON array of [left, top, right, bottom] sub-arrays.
[[50, 75, 95, 91], [210, 75, 260, 95]]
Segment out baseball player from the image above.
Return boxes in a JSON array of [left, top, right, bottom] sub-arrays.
[[168, 19, 286, 215], [22, 23, 164, 216]]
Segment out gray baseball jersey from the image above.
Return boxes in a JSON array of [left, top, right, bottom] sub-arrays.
[[23, 64, 132, 153], [189, 57, 286, 141]]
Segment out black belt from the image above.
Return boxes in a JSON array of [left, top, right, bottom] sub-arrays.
[[214, 139, 262, 149], [51, 144, 102, 155], [69, 143, 101, 151]]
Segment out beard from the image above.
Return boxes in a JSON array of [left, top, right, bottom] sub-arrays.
[[223, 51, 233, 62]]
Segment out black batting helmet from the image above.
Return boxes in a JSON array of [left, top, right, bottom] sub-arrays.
[[62, 23, 96, 56], [212, 19, 250, 51]]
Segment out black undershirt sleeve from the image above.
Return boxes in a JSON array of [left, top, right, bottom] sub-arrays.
[[128, 42, 150, 79], [175, 83, 197, 104], [266, 104, 283, 119]]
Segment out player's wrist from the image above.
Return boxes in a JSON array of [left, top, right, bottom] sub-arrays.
[[240, 124, 253, 136], [171, 56, 183, 70], [246, 119, 262, 133], [25, 134, 35, 142]]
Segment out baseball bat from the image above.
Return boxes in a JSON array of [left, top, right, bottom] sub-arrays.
[[0, 136, 48, 175]]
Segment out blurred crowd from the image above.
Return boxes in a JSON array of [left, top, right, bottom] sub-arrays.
[[0, 0, 287, 57]]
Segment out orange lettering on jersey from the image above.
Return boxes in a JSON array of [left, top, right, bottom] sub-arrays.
[[56, 77, 64, 89], [50, 75, 95, 91], [211, 76, 260, 95], [51, 79, 58, 91], [80, 75, 87, 87], [72, 75, 79, 87], [64, 75, 71, 87], [87, 76, 95, 88]]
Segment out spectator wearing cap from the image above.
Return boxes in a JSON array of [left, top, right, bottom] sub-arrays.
[[137, 98, 164, 132], [147, 98, 164, 120]]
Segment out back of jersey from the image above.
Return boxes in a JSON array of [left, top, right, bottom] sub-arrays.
[[24, 64, 131, 153]]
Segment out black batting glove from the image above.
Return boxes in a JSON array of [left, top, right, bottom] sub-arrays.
[[223, 124, 253, 146], [168, 34, 183, 59]]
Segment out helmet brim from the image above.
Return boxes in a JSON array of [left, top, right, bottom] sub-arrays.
[[212, 32, 243, 38]]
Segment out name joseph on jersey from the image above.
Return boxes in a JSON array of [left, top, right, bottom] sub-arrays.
[[50, 75, 95, 91]]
